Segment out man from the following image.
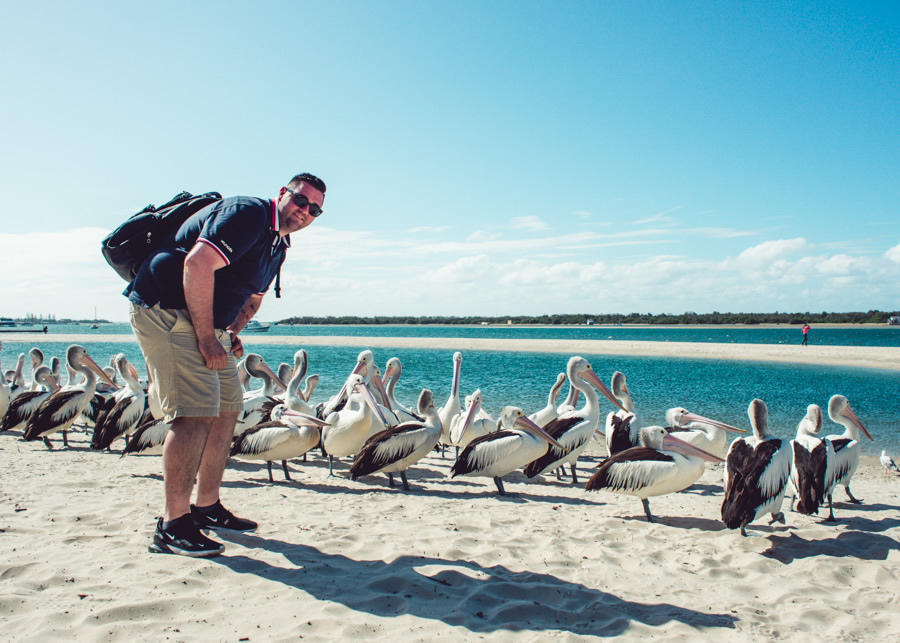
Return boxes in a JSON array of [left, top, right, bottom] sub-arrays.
[[801, 322, 810, 346], [124, 173, 326, 557]]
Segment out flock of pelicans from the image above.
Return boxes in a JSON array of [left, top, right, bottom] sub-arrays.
[[2, 341, 898, 536]]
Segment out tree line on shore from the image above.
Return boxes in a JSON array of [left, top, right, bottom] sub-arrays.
[[279, 310, 899, 326]]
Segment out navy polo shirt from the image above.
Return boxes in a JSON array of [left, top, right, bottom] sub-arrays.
[[124, 196, 290, 329]]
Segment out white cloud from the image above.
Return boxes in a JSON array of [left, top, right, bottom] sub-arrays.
[[689, 227, 757, 238], [633, 206, 683, 226], [2, 226, 899, 321], [466, 230, 502, 242], [510, 216, 548, 232], [409, 225, 450, 233], [734, 238, 808, 265], [886, 243, 900, 263], [816, 254, 869, 276]]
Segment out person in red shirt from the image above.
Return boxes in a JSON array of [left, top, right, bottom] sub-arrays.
[[801, 323, 810, 346]]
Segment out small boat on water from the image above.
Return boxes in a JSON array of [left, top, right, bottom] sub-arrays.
[[242, 320, 270, 333]]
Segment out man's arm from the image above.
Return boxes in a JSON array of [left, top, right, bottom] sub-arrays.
[[183, 242, 228, 370], [227, 294, 263, 335], [224, 294, 264, 360]]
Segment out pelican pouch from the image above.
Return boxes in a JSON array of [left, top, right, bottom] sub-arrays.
[[101, 190, 222, 282]]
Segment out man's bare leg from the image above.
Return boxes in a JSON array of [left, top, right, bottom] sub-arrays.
[[162, 416, 215, 522], [195, 411, 240, 508]]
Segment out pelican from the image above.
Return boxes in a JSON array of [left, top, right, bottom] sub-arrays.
[[823, 394, 873, 504], [523, 356, 626, 484], [557, 377, 580, 417], [369, 365, 400, 427], [25, 347, 44, 392], [7, 353, 25, 400], [721, 399, 792, 536], [0, 348, 10, 421], [237, 353, 287, 436], [585, 425, 723, 522], [121, 410, 171, 457], [603, 371, 643, 455], [319, 350, 373, 419], [23, 345, 116, 448], [90, 354, 146, 451], [450, 406, 563, 496], [282, 350, 317, 416], [275, 362, 293, 395], [350, 389, 442, 490], [528, 372, 566, 427], [881, 450, 899, 476], [437, 351, 463, 452], [320, 374, 388, 475], [238, 358, 252, 391], [789, 404, 836, 521], [0, 366, 60, 433], [449, 389, 497, 450], [230, 405, 327, 482], [381, 357, 424, 423], [664, 407, 746, 459]]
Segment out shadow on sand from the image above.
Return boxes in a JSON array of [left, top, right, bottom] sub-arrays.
[[761, 528, 900, 564], [213, 532, 738, 637]]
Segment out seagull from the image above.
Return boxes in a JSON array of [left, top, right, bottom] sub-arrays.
[[881, 450, 900, 476]]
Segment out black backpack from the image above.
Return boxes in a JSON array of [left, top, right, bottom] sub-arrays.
[[101, 191, 222, 282]]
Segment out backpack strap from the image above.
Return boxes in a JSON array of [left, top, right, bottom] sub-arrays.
[[274, 267, 282, 298]]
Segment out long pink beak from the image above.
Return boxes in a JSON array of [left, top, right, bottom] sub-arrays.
[[680, 411, 746, 433], [281, 408, 328, 428], [581, 368, 628, 413], [662, 433, 724, 462], [842, 406, 874, 441], [514, 414, 564, 450]]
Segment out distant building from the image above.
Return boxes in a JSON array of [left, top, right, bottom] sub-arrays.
[[586, 319, 594, 325]]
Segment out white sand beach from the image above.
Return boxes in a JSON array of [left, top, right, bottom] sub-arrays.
[[2, 428, 899, 641], [2, 336, 899, 640]]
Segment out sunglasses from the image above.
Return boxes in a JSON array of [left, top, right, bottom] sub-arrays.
[[284, 186, 323, 217]]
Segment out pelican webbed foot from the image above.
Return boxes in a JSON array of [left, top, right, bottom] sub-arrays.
[[845, 487, 863, 504]]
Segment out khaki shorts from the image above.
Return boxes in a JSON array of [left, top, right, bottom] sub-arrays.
[[128, 302, 243, 421]]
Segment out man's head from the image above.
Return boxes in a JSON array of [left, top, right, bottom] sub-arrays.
[[277, 172, 326, 235]]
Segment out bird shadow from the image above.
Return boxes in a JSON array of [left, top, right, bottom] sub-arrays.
[[612, 513, 730, 532], [656, 515, 729, 532], [211, 532, 737, 636], [679, 483, 723, 497], [761, 531, 900, 563]]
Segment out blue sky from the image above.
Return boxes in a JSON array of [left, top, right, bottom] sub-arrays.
[[1, 1, 897, 322]]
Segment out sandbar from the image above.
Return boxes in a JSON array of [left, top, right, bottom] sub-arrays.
[[4, 332, 899, 371]]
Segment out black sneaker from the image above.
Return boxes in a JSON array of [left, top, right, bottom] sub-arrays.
[[148, 515, 224, 557], [191, 500, 258, 533]]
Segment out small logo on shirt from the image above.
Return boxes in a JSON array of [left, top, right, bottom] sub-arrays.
[[221, 241, 233, 253]]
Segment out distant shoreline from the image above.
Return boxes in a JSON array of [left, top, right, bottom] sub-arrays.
[[4, 332, 900, 371], [14, 321, 899, 329]]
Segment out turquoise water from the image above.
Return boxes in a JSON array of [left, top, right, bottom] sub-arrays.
[[3, 328, 898, 456], [17, 322, 900, 347]]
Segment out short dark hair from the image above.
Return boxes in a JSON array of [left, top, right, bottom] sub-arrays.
[[288, 173, 326, 194]]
